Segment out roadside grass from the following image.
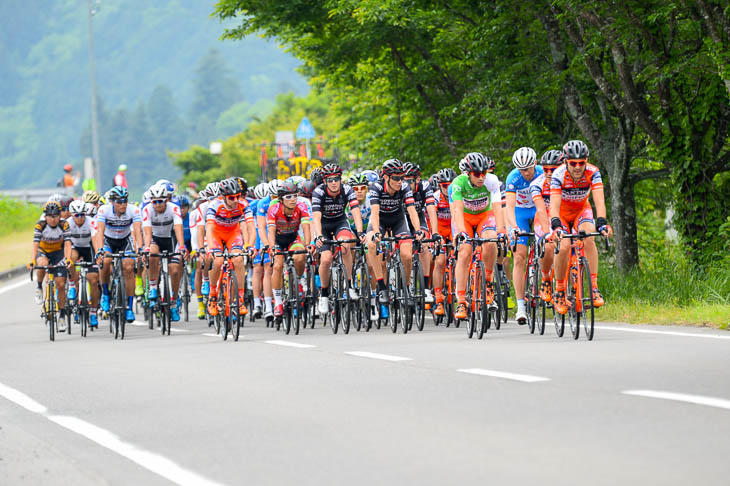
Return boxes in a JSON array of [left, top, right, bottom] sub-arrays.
[[597, 244, 730, 329], [0, 197, 40, 272]]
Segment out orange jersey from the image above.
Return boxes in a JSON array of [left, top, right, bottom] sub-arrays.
[[550, 163, 602, 219]]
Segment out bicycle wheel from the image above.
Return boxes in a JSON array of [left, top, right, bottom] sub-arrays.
[[352, 263, 365, 332], [465, 268, 475, 339], [336, 264, 350, 334], [290, 266, 301, 336], [397, 262, 411, 334], [475, 261, 488, 340], [526, 261, 538, 335], [47, 283, 56, 342], [553, 303, 565, 337], [231, 272, 241, 342], [567, 263, 580, 340], [220, 277, 230, 340], [387, 263, 399, 333], [492, 272, 502, 330], [537, 298, 546, 336], [183, 268, 190, 322], [161, 277, 170, 336], [412, 261, 426, 332], [579, 257, 595, 341], [81, 307, 88, 337], [282, 268, 292, 335]]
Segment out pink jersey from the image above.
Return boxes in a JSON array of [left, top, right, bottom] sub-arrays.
[[266, 201, 311, 236]]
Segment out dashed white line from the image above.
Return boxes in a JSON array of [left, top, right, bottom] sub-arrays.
[[623, 390, 730, 410], [0, 279, 30, 295], [599, 326, 730, 340], [0, 381, 48, 413], [457, 368, 550, 383], [202, 333, 220, 338], [265, 340, 315, 348], [344, 351, 412, 362], [170, 328, 189, 333], [0, 381, 225, 486]]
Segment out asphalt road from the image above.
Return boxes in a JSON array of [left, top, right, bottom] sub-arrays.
[[1, 277, 729, 486]]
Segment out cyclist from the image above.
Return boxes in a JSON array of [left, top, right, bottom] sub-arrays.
[[179, 195, 193, 253], [366, 159, 424, 311], [450, 152, 505, 320], [256, 180, 282, 319], [250, 182, 271, 317], [530, 149, 562, 302], [94, 185, 143, 323], [31, 201, 72, 329], [432, 167, 457, 316], [267, 181, 312, 317], [311, 163, 365, 315], [206, 178, 253, 317], [403, 162, 439, 304], [309, 167, 324, 186], [142, 184, 186, 322], [346, 173, 371, 233], [82, 190, 101, 213], [67, 200, 100, 328], [550, 140, 613, 314], [505, 147, 544, 325]]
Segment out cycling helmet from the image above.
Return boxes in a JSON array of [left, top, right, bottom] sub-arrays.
[[64, 164, 73, 172], [204, 182, 220, 197], [179, 195, 191, 207], [43, 201, 62, 216], [149, 184, 169, 199], [82, 190, 100, 204], [59, 195, 74, 210], [253, 183, 269, 200], [437, 168, 457, 184], [109, 186, 128, 201], [540, 149, 563, 168], [48, 193, 63, 203], [382, 158, 405, 176], [69, 200, 86, 215], [362, 169, 379, 183], [321, 163, 343, 178], [155, 179, 175, 194], [562, 140, 589, 159], [278, 180, 298, 197], [84, 202, 97, 216], [512, 147, 537, 169], [310, 167, 323, 185], [462, 152, 488, 173], [288, 175, 306, 185], [268, 179, 284, 196], [404, 162, 421, 177], [485, 155, 496, 171], [219, 178, 240, 196], [349, 173, 369, 186], [235, 177, 248, 195], [297, 180, 317, 197]]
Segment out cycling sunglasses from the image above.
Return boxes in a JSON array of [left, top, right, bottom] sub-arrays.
[[225, 194, 240, 200], [353, 185, 368, 191], [281, 193, 297, 200], [439, 182, 451, 188], [152, 199, 166, 205], [567, 158, 587, 167], [72, 213, 85, 218], [325, 177, 341, 183], [470, 171, 486, 177], [389, 175, 404, 181], [115, 198, 128, 204], [404, 178, 416, 184]]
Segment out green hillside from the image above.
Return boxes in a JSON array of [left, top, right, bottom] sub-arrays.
[[0, 0, 308, 190]]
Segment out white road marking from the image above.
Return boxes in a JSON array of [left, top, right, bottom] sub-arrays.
[[345, 351, 412, 362], [0, 382, 48, 413], [600, 325, 730, 340], [265, 340, 315, 348], [202, 333, 219, 338], [0, 279, 30, 295], [130, 321, 146, 327], [170, 328, 189, 333], [0, 380, 225, 486], [457, 368, 550, 383], [623, 390, 730, 410]]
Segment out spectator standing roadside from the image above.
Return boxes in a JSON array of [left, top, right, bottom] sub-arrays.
[[113, 164, 128, 188], [58, 164, 81, 194]]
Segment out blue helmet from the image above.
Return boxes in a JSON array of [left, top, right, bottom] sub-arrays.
[[362, 170, 379, 183], [109, 186, 128, 201]]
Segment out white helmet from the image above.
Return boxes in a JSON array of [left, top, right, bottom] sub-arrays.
[[143, 190, 152, 202], [69, 200, 86, 215], [512, 147, 537, 169], [253, 183, 269, 199], [84, 202, 97, 216], [268, 179, 283, 196], [205, 182, 220, 198], [149, 184, 169, 199]]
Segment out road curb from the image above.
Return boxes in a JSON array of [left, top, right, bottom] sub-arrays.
[[0, 265, 27, 282]]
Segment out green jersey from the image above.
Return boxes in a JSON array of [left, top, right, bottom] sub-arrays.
[[448, 173, 502, 215]]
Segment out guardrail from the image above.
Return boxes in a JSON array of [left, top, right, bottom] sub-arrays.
[[0, 188, 74, 205]]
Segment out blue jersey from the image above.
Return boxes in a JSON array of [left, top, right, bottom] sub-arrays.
[[347, 196, 371, 233], [256, 196, 272, 236], [505, 166, 544, 209]]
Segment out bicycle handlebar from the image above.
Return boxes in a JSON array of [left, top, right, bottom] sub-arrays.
[[554, 231, 611, 253]]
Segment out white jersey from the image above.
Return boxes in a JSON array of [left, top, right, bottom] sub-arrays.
[[68, 217, 97, 248], [142, 202, 182, 238], [97, 203, 142, 240]]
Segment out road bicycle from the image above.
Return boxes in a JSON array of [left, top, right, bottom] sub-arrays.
[[321, 238, 359, 334], [409, 237, 440, 332], [272, 247, 308, 335], [211, 249, 246, 341], [435, 242, 458, 328], [145, 251, 180, 336], [376, 235, 414, 334], [350, 243, 371, 332], [69, 261, 96, 337], [302, 250, 319, 330], [31, 262, 69, 341], [181, 255, 192, 322], [101, 252, 130, 340], [492, 244, 511, 330], [555, 231, 608, 341], [513, 231, 538, 334]]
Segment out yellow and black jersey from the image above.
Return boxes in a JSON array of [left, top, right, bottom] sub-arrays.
[[33, 219, 70, 254]]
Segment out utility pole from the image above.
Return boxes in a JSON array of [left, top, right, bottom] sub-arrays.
[[87, 0, 101, 183]]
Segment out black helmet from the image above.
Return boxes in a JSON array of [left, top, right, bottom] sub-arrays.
[[436, 168, 457, 184], [382, 158, 404, 176], [278, 180, 298, 197], [462, 152, 488, 172], [485, 155, 495, 171], [540, 149, 563, 167], [310, 167, 323, 185], [43, 201, 62, 216], [562, 140, 589, 159], [219, 178, 240, 196], [297, 180, 317, 197], [403, 162, 421, 177], [321, 163, 342, 178], [236, 177, 248, 195]]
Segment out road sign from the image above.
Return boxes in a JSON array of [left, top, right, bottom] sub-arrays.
[[296, 117, 316, 140]]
